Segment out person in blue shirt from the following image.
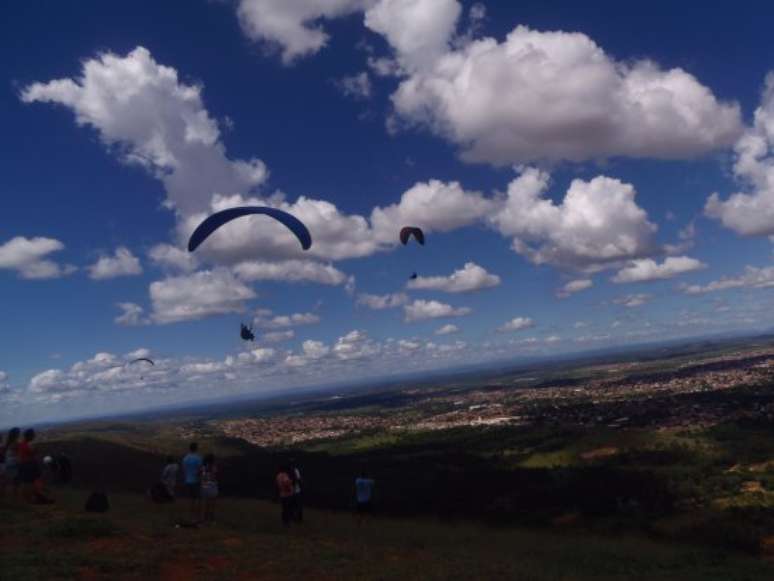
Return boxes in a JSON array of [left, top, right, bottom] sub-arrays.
[[354, 470, 375, 524], [182, 442, 203, 522]]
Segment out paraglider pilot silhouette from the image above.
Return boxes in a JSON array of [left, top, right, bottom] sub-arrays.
[[240, 323, 255, 342]]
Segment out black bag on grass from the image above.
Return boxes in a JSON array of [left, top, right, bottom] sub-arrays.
[[84, 491, 110, 513]]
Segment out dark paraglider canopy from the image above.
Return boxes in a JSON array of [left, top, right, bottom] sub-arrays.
[[399, 226, 425, 246], [409, 272, 418, 280], [187, 206, 313, 253], [240, 323, 255, 342], [129, 358, 155, 366]]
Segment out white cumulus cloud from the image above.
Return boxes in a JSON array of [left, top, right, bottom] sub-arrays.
[[706, 73, 774, 236], [88, 247, 142, 280], [404, 299, 471, 321], [407, 262, 500, 293], [612, 256, 705, 283], [0, 236, 73, 280], [357, 292, 409, 309], [681, 265, 774, 295], [435, 323, 459, 335], [498, 317, 534, 332], [556, 279, 593, 299], [149, 269, 256, 324], [489, 168, 657, 271]]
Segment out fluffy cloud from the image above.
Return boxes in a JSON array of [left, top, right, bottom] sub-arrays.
[[386, 20, 740, 164], [232, 0, 739, 165], [434, 323, 459, 335], [233, 258, 347, 285], [237, 0, 370, 63], [21, 47, 267, 216], [149, 269, 256, 324], [356, 292, 409, 309], [407, 262, 500, 293], [0, 236, 73, 280], [261, 330, 295, 343], [613, 293, 651, 308], [498, 317, 534, 332], [404, 299, 471, 321], [489, 168, 657, 271], [371, 179, 494, 243], [254, 309, 320, 328], [148, 244, 198, 273], [612, 256, 705, 283], [364, 0, 461, 71], [335, 72, 372, 99], [332, 330, 380, 360], [705, 73, 774, 236], [556, 279, 593, 299], [88, 247, 142, 280], [681, 265, 774, 295], [115, 303, 148, 326]]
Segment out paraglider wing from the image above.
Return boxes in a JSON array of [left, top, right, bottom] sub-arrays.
[[409, 272, 418, 280], [187, 206, 312, 252], [399, 226, 425, 246], [129, 358, 155, 366]]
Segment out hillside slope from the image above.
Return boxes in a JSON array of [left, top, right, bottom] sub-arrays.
[[1, 489, 772, 580]]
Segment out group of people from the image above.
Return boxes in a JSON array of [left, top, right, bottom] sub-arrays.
[[155, 445, 374, 528], [0, 427, 60, 505], [150, 442, 219, 525], [3, 427, 374, 528]]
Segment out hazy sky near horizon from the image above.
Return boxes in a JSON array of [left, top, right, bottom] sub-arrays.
[[3, 0, 774, 425]]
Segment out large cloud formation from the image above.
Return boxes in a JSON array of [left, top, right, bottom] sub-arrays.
[[21, 47, 267, 217], [706, 73, 774, 236], [234, 0, 741, 164], [489, 168, 657, 271]]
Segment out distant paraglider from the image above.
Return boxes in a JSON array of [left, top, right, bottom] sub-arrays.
[[409, 272, 418, 280], [399, 226, 425, 246], [128, 357, 154, 381], [187, 206, 312, 253], [240, 323, 255, 342]]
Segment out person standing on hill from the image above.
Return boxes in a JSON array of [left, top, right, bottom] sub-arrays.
[[200, 454, 219, 524], [18, 428, 51, 504], [182, 443, 203, 522], [354, 470, 375, 525], [161, 456, 179, 499], [290, 458, 303, 523], [275, 464, 294, 526], [2, 427, 20, 499]]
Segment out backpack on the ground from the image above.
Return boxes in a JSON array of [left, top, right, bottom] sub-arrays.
[[149, 481, 174, 504], [84, 491, 110, 513]]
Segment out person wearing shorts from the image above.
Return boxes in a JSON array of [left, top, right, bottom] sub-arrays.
[[182, 443, 202, 521], [354, 471, 375, 524], [200, 454, 218, 524]]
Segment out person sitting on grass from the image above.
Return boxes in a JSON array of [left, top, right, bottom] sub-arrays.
[[276, 464, 294, 527], [182, 442, 203, 523], [200, 454, 219, 524], [354, 470, 375, 525]]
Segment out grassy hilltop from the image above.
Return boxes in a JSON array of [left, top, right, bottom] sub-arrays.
[[2, 488, 773, 581]]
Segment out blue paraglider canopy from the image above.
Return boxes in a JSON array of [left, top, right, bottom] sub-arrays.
[[187, 206, 312, 253]]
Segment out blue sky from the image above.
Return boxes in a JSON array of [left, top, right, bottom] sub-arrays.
[[3, 0, 774, 425]]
